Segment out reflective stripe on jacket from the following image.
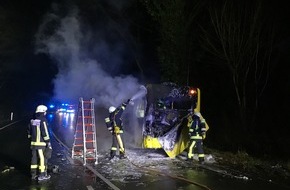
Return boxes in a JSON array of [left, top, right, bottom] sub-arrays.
[[28, 115, 50, 148], [188, 114, 206, 138], [105, 102, 127, 132]]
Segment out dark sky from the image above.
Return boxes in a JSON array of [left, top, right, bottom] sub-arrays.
[[0, 0, 158, 111], [1, 0, 290, 113]]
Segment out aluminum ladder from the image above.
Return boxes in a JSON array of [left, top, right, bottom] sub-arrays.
[[72, 98, 98, 165]]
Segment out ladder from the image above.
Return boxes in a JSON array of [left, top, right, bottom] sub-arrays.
[[72, 97, 98, 165]]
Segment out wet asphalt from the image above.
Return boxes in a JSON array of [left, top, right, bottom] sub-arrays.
[[1, 118, 290, 190], [0, 119, 108, 190]]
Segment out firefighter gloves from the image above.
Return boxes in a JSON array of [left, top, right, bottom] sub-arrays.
[[114, 126, 121, 134], [46, 142, 52, 149]]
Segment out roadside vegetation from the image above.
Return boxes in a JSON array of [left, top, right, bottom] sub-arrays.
[[205, 147, 290, 186]]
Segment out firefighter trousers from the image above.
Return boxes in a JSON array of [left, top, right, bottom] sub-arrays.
[[110, 132, 125, 158], [187, 139, 205, 162], [30, 147, 48, 177]]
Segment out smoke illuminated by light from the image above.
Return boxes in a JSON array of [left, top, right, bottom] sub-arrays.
[[35, 3, 146, 150], [34, 5, 141, 109]]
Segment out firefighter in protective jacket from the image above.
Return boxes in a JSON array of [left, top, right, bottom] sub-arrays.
[[105, 99, 131, 159], [187, 110, 207, 163], [28, 105, 52, 181]]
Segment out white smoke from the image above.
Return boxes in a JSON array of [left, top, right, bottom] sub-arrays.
[[34, 3, 146, 150], [34, 5, 141, 109]]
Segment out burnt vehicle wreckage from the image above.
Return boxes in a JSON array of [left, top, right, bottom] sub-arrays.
[[139, 82, 209, 158], [70, 82, 209, 164]]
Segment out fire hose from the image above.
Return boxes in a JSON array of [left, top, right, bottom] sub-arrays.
[[52, 128, 211, 190], [126, 157, 212, 190]]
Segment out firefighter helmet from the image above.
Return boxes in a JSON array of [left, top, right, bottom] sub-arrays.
[[36, 105, 48, 113], [109, 106, 116, 113]]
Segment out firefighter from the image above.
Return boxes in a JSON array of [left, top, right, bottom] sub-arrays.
[[28, 105, 52, 181], [105, 99, 131, 160], [187, 110, 207, 164]]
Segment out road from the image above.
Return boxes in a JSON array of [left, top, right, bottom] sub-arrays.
[[0, 112, 289, 190]]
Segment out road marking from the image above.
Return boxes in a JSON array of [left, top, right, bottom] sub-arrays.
[[85, 164, 120, 190], [86, 185, 94, 190], [52, 131, 120, 190]]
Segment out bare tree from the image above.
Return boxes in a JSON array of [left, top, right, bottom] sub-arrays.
[[201, 0, 274, 130]]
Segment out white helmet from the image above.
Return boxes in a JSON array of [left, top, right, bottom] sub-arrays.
[[36, 105, 48, 113], [109, 106, 116, 113]]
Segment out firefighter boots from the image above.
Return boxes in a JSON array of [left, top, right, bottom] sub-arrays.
[[119, 152, 126, 159], [198, 157, 205, 164], [38, 173, 51, 181]]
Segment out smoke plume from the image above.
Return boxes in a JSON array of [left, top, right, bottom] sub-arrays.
[[34, 3, 145, 150], [34, 5, 141, 108]]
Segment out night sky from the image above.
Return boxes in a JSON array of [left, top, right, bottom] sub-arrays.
[[0, 0, 158, 110], [1, 0, 290, 158]]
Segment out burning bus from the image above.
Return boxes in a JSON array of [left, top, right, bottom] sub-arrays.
[[135, 82, 209, 158]]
